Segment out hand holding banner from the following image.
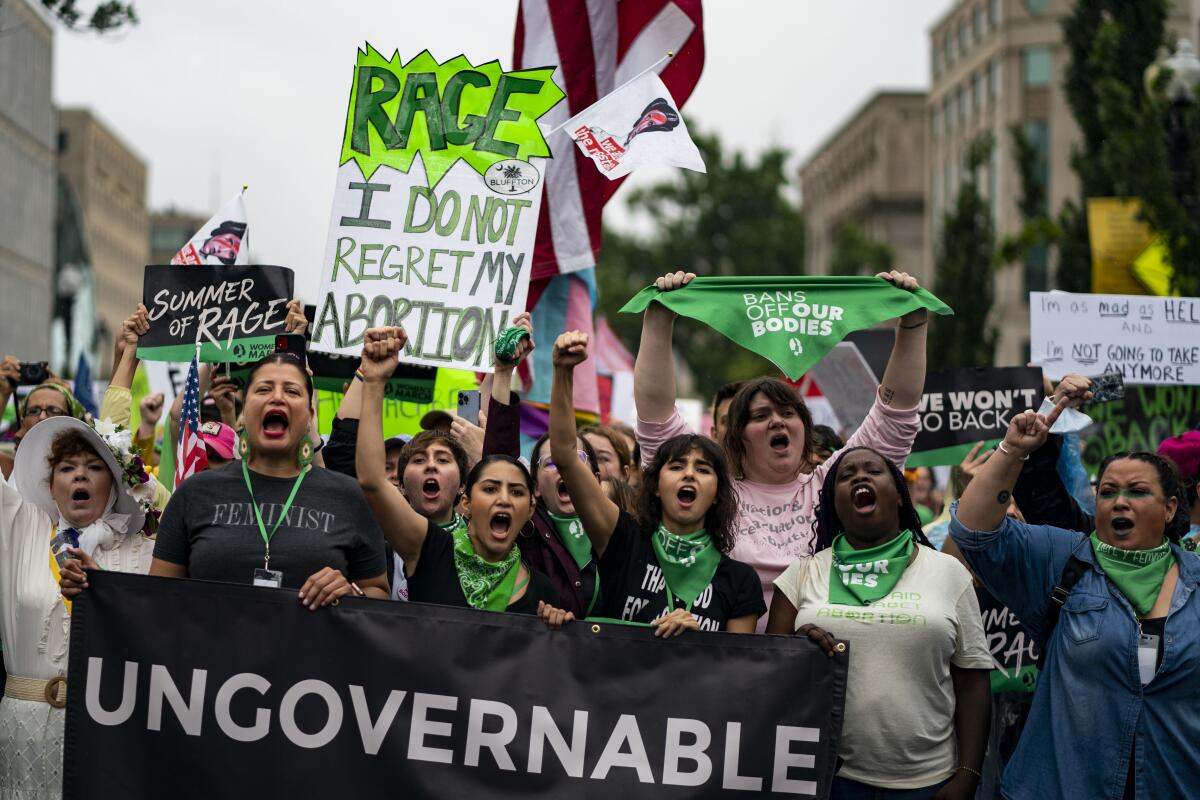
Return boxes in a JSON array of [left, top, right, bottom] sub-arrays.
[[137, 265, 295, 362], [620, 276, 952, 380]]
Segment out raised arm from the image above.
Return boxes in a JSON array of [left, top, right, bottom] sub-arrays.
[[634, 271, 694, 424], [875, 271, 928, 409], [356, 326, 429, 566], [110, 304, 149, 390], [551, 332, 620, 556], [957, 401, 1066, 532], [483, 312, 534, 460], [491, 311, 534, 409]]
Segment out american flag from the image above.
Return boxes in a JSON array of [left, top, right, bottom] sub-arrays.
[[176, 353, 208, 487], [514, 0, 704, 416]]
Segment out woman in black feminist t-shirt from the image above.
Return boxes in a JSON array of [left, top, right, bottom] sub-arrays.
[[152, 353, 390, 606], [355, 326, 562, 616], [549, 331, 765, 634]]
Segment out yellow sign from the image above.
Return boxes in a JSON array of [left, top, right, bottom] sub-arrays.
[[1087, 198, 1152, 295], [1130, 237, 1181, 296], [315, 368, 478, 438]]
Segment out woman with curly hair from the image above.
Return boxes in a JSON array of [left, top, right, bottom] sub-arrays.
[[550, 331, 764, 635], [768, 446, 992, 800]]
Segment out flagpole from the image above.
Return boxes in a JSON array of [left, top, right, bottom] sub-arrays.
[[544, 51, 674, 138]]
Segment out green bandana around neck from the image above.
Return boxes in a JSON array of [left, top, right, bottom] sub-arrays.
[[651, 525, 720, 610], [548, 512, 593, 570], [830, 530, 915, 606], [436, 513, 465, 533], [451, 524, 522, 612], [619, 276, 952, 380], [1089, 532, 1175, 616]]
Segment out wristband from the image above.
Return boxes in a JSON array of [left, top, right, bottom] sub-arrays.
[[997, 442, 1030, 461], [899, 319, 928, 330], [957, 766, 982, 779], [354, 369, 366, 383]]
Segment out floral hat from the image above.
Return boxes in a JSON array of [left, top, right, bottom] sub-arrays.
[[13, 416, 158, 535]]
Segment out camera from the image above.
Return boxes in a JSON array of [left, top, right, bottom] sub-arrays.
[[17, 361, 49, 386]]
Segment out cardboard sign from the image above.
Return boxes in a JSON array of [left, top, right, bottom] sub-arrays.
[[1086, 198, 1152, 296], [1030, 291, 1200, 384], [1080, 384, 1200, 474], [808, 342, 880, 432], [913, 368, 1044, 456], [311, 48, 564, 372], [137, 264, 294, 362]]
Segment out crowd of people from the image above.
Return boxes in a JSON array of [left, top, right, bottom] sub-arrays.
[[0, 270, 1196, 799]]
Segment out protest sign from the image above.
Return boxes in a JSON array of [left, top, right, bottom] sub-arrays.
[[976, 588, 1040, 694], [315, 368, 483, 439], [312, 47, 563, 373], [808, 343, 879, 433], [170, 191, 250, 266], [1086, 198, 1152, 296], [1030, 291, 1200, 384], [620, 276, 952, 380], [906, 368, 1044, 467], [1079, 384, 1200, 474], [66, 571, 847, 799], [137, 265, 294, 363]]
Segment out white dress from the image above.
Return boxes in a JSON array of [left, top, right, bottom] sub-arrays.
[[0, 471, 155, 799]]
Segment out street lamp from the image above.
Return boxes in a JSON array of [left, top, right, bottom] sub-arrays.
[[1162, 40, 1200, 207]]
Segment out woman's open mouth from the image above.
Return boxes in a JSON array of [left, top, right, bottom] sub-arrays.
[[71, 488, 91, 504], [1111, 516, 1135, 534], [489, 512, 512, 540], [769, 433, 789, 453], [421, 478, 441, 500], [556, 479, 571, 504], [851, 484, 877, 513], [676, 484, 697, 509], [262, 409, 289, 439]]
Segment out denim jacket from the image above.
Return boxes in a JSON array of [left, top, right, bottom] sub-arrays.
[[949, 504, 1200, 800]]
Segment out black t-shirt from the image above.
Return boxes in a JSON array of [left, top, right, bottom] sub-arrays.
[[406, 520, 560, 614], [593, 511, 766, 630], [154, 463, 386, 588]]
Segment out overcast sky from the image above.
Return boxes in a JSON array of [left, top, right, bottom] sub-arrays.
[[52, 0, 949, 300]]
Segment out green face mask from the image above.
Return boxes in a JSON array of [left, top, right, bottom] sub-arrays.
[[829, 531, 915, 606], [1089, 532, 1174, 616]]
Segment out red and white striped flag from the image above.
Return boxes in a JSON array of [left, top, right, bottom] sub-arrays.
[[514, 0, 704, 416], [175, 353, 208, 487]]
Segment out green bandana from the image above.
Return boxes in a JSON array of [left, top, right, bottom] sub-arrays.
[[451, 524, 522, 612], [494, 327, 531, 366], [436, 513, 465, 533], [830, 531, 915, 606], [1090, 532, 1175, 616], [651, 525, 720, 610], [620, 276, 952, 380], [548, 512, 592, 570]]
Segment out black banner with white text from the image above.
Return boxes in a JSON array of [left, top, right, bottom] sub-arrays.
[[65, 572, 847, 799]]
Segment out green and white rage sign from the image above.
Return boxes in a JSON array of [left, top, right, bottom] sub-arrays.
[[312, 47, 564, 372]]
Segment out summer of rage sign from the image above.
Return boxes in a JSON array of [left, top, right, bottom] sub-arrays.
[[312, 48, 563, 370]]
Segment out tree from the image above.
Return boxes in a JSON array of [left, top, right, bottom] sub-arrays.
[[1056, 0, 1169, 292], [997, 123, 1060, 267], [595, 129, 806, 399], [928, 134, 997, 369], [40, 0, 136, 32], [828, 222, 894, 276]]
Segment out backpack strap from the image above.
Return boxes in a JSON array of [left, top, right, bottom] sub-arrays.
[[1036, 553, 1090, 669]]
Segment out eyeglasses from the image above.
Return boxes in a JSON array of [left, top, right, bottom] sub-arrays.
[[538, 451, 590, 471], [25, 406, 68, 419]]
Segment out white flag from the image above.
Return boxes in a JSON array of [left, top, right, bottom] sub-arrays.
[[561, 71, 705, 180], [170, 191, 250, 265]]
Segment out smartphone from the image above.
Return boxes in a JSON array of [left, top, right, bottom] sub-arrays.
[[1084, 370, 1125, 407], [457, 390, 481, 426]]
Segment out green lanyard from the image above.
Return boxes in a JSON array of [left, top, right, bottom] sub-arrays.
[[241, 459, 307, 571]]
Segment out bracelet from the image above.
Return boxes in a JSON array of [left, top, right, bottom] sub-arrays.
[[996, 442, 1030, 461], [354, 369, 366, 382], [957, 766, 982, 779], [899, 319, 928, 330]]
